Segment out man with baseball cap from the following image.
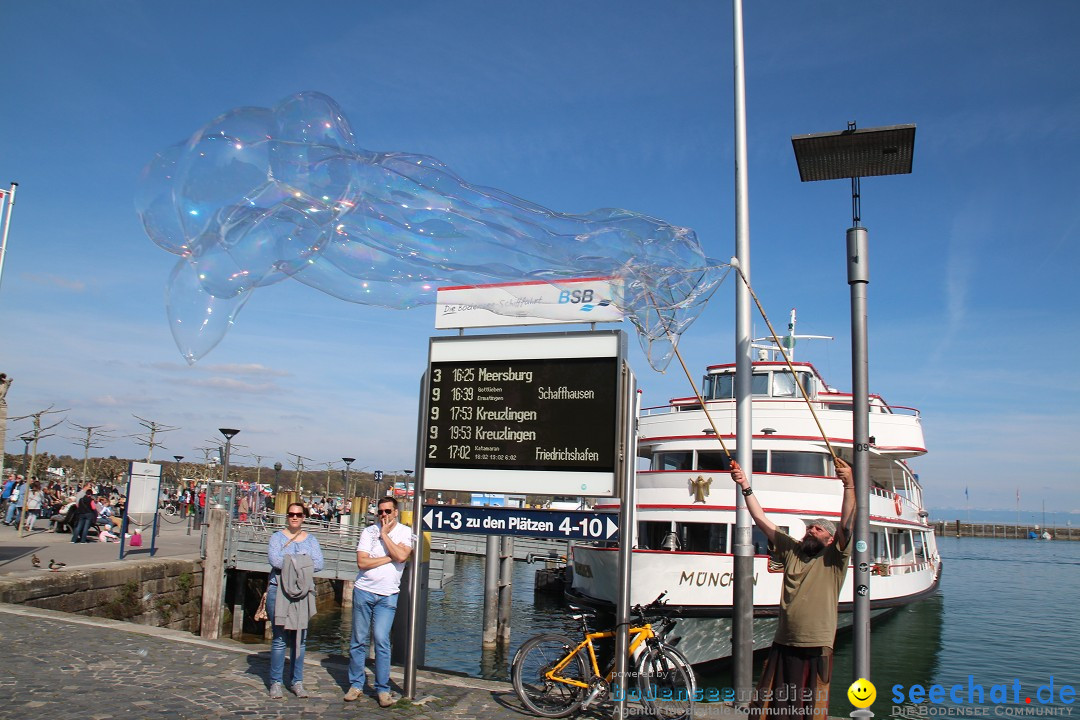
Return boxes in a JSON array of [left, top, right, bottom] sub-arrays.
[[729, 455, 854, 718]]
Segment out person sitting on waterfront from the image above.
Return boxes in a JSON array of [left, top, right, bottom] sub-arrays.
[[266, 501, 325, 700], [345, 496, 413, 707], [50, 497, 78, 533], [729, 456, 854, 718]]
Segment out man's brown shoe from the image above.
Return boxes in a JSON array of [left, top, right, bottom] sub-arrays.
[[378, 692, 395, 707], [343, 687, 363, 702]]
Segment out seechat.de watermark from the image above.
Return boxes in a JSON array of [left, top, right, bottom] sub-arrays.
[[888, 676, 1075, 717]]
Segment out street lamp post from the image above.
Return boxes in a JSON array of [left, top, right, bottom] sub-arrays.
[[791, 122, 915, 683], [342, 457, 355, 501], [19, 434, 32, 480], [218, 428, 240, 488], [273, 461, 282, 495]]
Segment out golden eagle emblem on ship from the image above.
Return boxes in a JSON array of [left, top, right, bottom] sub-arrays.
[[689, 475, 712, 504]]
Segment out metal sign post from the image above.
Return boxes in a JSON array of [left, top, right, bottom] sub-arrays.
[[120, 461, 161, 559], [404, 329, 633, 701]]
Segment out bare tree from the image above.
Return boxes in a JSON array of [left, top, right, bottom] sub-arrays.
[[248, 453, 268, 487], [317, 460, 340, 498], [66, 422, 116, 483], [131, 414, 179, 462], [287, 452, 312, 493], [9, 406, 67, 482]]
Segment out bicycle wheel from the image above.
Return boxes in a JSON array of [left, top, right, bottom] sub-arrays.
[[512, 634, 590, 718], [635, 643, 696, 720]]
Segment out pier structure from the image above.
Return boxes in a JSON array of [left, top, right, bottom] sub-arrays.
[[935, 520, 1077, 540]]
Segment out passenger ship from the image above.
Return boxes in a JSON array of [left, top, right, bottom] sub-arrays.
[[566, 318, 942, 664]]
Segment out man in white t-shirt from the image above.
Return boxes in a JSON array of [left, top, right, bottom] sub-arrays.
[[344, 497, 413, 707]]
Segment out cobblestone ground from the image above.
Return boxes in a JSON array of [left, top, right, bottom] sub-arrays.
[[0, 607, 547, 720]]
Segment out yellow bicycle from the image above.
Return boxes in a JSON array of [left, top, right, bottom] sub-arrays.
[[511, 592, 695, 719]]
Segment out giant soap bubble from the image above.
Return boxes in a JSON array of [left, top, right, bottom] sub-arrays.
[[138, 91, 726, 368]]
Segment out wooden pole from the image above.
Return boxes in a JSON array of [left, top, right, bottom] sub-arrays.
[[200, 508, 228, 639]]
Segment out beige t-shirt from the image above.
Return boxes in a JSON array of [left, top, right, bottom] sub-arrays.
[[771, 530, 851, 648]]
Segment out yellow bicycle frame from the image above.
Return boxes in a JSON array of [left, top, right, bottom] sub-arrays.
[[544, 623, 657, 689]]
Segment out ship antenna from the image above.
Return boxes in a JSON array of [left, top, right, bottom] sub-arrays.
[[646, 291, 732, 458], [728, 259, 839, 462]]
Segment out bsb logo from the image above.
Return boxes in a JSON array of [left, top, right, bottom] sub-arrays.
[[558, 289, 613, 312]]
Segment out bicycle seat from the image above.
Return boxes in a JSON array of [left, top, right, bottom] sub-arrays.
[[567, 605, 597, 620]]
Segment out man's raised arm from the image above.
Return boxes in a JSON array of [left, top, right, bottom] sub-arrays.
[[729, 459, 777, 544], [834, 457, 855, 550]]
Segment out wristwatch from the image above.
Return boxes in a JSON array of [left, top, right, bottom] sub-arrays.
[[741, 486, 753, 497]]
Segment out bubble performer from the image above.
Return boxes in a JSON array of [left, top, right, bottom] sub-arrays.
[[137, 92, 726, 367]]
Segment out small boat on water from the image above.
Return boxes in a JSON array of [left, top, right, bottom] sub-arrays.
[[566, 313, 942, 665]]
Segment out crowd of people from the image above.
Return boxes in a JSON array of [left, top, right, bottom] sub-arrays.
[[0, 474, 129, 541]]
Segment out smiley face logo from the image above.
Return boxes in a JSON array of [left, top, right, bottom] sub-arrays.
[[848, 678, 876, 708]]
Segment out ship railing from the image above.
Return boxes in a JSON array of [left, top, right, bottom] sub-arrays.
[[640, 397, 921, 418]]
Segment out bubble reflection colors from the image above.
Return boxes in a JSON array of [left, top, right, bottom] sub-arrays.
[[137, 91, 726, 366]]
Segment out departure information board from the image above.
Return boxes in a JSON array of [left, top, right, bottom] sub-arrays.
[[421, 331, 626, 496], [426, 357, 617, 472]]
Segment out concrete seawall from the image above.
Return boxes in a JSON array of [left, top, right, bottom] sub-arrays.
[[0, 556, 204, 630]]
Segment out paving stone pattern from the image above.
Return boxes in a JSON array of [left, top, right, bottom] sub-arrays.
[[0, 609, 557, 720]]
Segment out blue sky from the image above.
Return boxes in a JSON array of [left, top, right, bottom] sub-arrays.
[[1, 1, 1078, 512]]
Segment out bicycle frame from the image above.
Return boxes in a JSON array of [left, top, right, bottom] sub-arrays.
[[544, 623, 657, 689]]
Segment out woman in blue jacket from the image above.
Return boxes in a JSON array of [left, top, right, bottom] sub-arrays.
[[266, 501, 324, 699]]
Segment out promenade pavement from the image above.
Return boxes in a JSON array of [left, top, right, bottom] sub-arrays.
[[0, 511, 203, 576], [0, 603, 748, 720], [0, 517, 749, 719]]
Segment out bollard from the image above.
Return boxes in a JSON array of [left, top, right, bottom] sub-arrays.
[[482, 535, 499, 648], [200, 508, 228, 639]]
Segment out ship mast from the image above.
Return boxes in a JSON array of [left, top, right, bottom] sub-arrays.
[[750, 308, 833, 361]]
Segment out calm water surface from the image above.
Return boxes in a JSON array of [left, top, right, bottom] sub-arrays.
[[307, 536, 1080, 716]]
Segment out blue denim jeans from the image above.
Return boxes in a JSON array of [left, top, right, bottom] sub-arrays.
[[267, 586, 306, 686], [348, 587, 398, 693], [72, 513, 94, 542]]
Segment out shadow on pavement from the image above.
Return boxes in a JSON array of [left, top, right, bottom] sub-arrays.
[[0, 544, 46, 566]]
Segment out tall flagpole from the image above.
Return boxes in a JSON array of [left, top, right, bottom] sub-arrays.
[[731, 0, 755, 704], [0, 182, 19, 294]]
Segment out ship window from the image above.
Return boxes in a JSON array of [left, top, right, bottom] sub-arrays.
[[697, 452, 732, 471], [913, 532, 927, 563], [638, 521, 678, 550], [773, 372, 797, 397], [769, 371, 816, 398], [697, 450, 766, 474], [710, 374, 734, 399], [652, 452, 692, 471], [752, 373, 769, 396], [872, 531, 887, 562], [752, 526, 775, 555], [890, 531, 913, 563], [677, 522, 728, 553], [769, 452, 828, 476]]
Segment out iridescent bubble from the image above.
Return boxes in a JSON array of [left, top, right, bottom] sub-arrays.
[[137, 91, 727, 367], [165, 260, 251, 365]]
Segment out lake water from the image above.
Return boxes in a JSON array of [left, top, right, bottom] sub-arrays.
[[307, 536, 1080, 716]]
